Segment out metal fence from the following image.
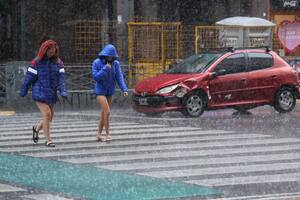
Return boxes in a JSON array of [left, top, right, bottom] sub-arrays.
[[64, 64, 131, 88], [0, 64, 6, 102], [127, 22, 182, 87], [65, 64, 93, 90], [73, 20, 119, 63]]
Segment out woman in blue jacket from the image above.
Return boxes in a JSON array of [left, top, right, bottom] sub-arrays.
[[92, 44, 128, 142], [20, 40, 67, 147]]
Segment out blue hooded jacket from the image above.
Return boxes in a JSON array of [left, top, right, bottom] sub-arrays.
[[19, 57, 68, 104], [92, 44, 128, 96]]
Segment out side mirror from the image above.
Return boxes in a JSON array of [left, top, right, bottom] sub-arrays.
[[218, 69, 227, 76], [211, 72, 217, 78], [208, 69, 227, 80]]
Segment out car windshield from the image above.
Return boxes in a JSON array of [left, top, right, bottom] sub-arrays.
[[166, 53, 222, 74]]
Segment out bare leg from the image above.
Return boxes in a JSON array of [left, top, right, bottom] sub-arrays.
[[35, 105, 54, 132], [36, 102, 53, 143], [98, 111, 105, 137], [96, 96, 112, 141], [106, 96, 112, 139], [35, 120, 43, 132]]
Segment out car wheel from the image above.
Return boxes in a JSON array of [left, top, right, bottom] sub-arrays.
[[274, 87, 296, 113], [183, 92, 205, 117]]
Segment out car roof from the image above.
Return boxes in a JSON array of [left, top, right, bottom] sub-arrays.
[[200, 47, 272, 54]]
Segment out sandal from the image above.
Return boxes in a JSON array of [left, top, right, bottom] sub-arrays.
[[32, 126, 39, 143], [97, 133, 102, 142], [97, 136, 102, 142], [45, 141, 55, 147], [106, 135, 111, 143]]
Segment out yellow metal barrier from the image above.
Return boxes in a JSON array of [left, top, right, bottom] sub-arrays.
[[195, 26, 221, 54], [74, 20, 117, 63], [128, 22, 182, 87]]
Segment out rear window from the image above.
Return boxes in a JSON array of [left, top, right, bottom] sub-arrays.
[[247, 53, 273, 71]]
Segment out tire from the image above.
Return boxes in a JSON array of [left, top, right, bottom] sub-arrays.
[[274, 87, 296, 113], [182, 92, 206, 117]]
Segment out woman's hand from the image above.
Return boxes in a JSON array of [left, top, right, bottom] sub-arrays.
[[123, 92, 128, 97]]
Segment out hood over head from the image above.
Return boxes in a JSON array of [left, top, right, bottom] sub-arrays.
[[98, 44, 119, 59]]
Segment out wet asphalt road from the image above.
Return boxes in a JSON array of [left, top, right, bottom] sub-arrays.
[[0, 103, 299, 199]]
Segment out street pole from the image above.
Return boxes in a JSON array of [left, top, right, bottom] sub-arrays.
[[20, 0, 26, 60]]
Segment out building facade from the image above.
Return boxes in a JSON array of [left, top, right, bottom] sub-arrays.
[[4, 0, 299, 63]]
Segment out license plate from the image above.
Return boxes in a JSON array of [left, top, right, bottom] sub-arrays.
[[139, 98, 148, 105]]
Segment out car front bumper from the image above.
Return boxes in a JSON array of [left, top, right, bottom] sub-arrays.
[[132, 94, 183, 113]]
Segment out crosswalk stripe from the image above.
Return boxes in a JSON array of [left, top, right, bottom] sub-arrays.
[[186, 172, 300, 187], [0, 129, 232, 141], [99, 152, 300, 171], [0, 122, 139, 131], [138, 162, 300, 179], [0, 118, 76, 124], [0, 183, 26, 192], [0, 126, 201, 137], [24, 138, 300, 158], [0, 133, 269, 147], [60, 143, 300, 164], [0, 128, 231, 144], [21, 194, 74, 200], [256, 196, 300, 200], [111, 114, 192, 121], [0, 124, 168, 137], [213, 192, 300, 200], [0, 134, 271, 153]]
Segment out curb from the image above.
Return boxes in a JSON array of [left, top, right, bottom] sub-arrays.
[[0, 110, 16, 116]]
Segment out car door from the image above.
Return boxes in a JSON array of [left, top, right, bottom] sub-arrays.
[[246, 52, 277, 103], [209, 53, 249, 107]]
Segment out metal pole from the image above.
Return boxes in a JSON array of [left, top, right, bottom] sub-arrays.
[[128, 24, 132, 88], [195, 27, 198, 54], [176, 24, 180, 59], [161, 24, 165, 71], [20, 0, 26, 60]]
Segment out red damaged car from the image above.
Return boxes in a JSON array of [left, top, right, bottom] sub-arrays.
[[133, 48, 300, 117]]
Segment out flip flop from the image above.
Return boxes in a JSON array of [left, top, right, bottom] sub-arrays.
[[45, 141, 55, 147], [97, 136, 102, 142], [106, 135, 111, 143], [97, 133, 102, 142], [32, 126, 39, 143]]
